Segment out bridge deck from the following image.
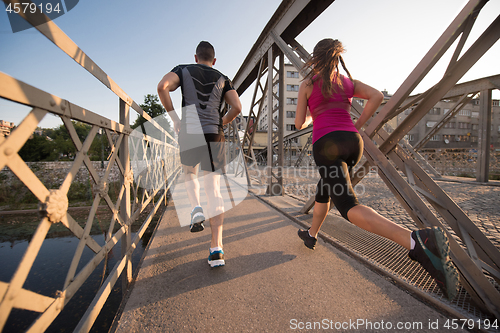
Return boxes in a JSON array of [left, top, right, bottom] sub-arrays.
[[113, 186, 463, 332]]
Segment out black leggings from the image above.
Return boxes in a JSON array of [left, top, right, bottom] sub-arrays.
[[313, 131, 363, 221]]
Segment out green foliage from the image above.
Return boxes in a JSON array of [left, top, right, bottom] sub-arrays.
[[50, 121, 92, 159], [18, 95, 172, 164], [18, 121, 111, 162], [131, 94, 172, 134], [88, 130, 110, 162], [17, 134, 56, 161], [67, 180, 92, 202]]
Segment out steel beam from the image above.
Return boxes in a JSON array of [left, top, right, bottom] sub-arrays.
[[119, 98, 132, 295], [477, 89, 493, 182], [241, 58, 268, 166], [265, 48, 285, 195], [233, 0, 335, 95], [364, 0, 488, 137], [235, 0, 335, 194], [413, 92, 478, 151], [375, 14, 500, 157]]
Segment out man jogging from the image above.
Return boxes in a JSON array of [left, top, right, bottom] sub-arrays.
[[157, 41, 242, 267]]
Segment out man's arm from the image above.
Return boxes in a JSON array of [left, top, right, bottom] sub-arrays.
[[222, 90, 242, 125], [157, 72, 181, 134]]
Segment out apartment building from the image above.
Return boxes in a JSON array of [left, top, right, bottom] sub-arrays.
[[257, 63, 301, 136], [397, 97, 500, 149], [0, 120, 15, 137]]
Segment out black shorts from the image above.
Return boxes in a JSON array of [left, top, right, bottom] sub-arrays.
[[313, 131, 363, 221], [179, 133, 226, 172]]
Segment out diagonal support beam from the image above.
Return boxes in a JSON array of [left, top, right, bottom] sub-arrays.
[[376, 13, 500, 156], [413, 92, 477, 151], [364, 0, 488, 137]]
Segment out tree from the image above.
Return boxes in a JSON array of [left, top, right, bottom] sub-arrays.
[[131, 94, 171, 132], [18, 133, 55, 162], [48, 121, 93, 160]]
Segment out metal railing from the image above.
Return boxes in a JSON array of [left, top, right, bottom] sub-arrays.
[[0, 1, 180, 331]]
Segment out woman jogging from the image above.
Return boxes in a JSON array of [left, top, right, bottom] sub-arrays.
[[294, 38, 459, 300]]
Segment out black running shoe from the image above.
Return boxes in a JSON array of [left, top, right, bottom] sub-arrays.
[[298, 228, 317, 249], [408, 226, 459, 300], [190, 206, 205, 232]]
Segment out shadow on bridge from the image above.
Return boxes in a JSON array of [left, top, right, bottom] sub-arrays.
[[113, 187, 461, 332]]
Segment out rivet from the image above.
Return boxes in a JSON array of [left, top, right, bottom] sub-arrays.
[[61, 103, 66, 111], [4, 147, 13, 156], [50, 100, 56, 107]]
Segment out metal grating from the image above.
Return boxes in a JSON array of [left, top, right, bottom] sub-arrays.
[[316, 211, 499, 328], [259, 193, 499, 332]]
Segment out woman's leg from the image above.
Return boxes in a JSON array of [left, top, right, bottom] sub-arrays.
[[300, 133, 457, 299], [309, 201, 329, 238], [347, 205, 411, 249]]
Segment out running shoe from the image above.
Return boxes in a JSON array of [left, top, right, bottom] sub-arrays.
[[408, 226, 459, 300], [298, 228, 317, 249], [208, 248, 225, 267], [190, 206, 205, 232]]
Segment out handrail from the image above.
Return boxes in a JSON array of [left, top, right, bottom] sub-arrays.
[[1, 0, 176, 144], [0, 2, 180, 332]]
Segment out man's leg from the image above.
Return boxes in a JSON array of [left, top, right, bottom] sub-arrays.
[[203, 170, 224, 248], [204, 170, 225, 267], [183, 164, 200, 207], [183, 164, 205, 232]]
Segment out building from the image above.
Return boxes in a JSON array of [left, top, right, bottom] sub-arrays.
[[0, 120, 15, 137], [397, 97, 500, 149], [257, 63, 301, 136]]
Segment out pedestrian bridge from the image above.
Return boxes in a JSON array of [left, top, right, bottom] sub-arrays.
[[113, 183, 480, 332], [1, 0, 499, 332]]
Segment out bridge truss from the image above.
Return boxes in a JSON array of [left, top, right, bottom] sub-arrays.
[[0, 0, 180, 332], [235, 0, 500, 320], [0, 0, 499, 331]]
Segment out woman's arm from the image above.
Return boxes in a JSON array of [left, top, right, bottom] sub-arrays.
[[295, 80, 313, 130], [352, 80, 384, 131]]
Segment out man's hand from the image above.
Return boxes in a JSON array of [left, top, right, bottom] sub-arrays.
[[167, 110, 181, 135], [172, 117, 180, 134]]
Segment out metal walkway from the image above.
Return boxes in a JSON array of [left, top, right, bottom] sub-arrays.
[[113, 181, 485, 332]]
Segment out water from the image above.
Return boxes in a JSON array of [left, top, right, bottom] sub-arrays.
[[0, 212, 159, 333]]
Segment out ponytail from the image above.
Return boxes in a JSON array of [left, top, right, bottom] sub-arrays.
[[301, 39, 353, 98]]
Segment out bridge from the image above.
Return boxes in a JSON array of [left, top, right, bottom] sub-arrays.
[[1, 0, 499, 332]]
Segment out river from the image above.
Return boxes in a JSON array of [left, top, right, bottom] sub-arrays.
[[0, 206, 161, 333]]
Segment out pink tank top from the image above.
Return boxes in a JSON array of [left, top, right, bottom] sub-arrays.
[[308, 74, 358, 143]]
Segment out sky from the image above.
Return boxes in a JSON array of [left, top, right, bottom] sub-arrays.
[[0, 0, 499, 129]]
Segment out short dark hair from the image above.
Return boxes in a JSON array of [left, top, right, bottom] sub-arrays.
[[196, 41, 215, 62]]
